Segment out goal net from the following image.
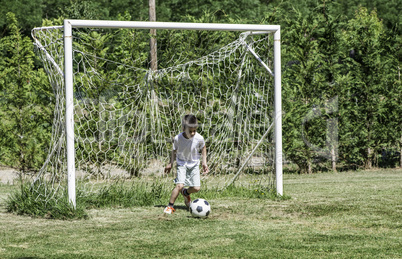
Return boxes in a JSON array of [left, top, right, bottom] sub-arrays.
[[31, 20, 281, 206]]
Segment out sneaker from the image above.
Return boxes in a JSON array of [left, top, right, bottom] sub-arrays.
[[181, 188, 191, 208], [163, 206, 175, 214]]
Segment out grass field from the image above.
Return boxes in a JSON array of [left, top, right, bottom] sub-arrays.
[[0, 169, 401, 258]]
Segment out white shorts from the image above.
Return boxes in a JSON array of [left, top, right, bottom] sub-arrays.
[[174, 164, 201, 187]]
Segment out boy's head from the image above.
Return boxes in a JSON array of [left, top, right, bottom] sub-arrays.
[[182, 114, 198, 139]]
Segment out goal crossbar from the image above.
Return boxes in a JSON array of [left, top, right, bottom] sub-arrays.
[[63, 19, 283, 208], [65, 20, 280, 31]]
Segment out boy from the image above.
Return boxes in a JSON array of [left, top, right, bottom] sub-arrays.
[[163, 114, 209, 214]]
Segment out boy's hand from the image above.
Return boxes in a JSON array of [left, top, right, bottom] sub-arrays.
[[164, 163, 172, 174], [202, 163, 209, 175]]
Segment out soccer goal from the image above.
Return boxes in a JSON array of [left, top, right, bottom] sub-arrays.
[[32, 20, 282, 207]]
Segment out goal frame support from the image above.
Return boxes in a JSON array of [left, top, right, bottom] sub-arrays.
[[63, 20, 282, 208]]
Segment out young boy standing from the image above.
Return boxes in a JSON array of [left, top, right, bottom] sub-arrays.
[[164, 114, 209, 214]]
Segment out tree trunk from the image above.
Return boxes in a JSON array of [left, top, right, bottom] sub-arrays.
[[400, 135, 402, 168], [366, 147, 372, 169], [331, 147, 337, 172], [400, 147, 402, 168], [149, 0, 157, 71], [148, 0, 159, 157]]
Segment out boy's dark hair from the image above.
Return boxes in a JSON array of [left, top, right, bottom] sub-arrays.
[[182, 114, 198, 128]]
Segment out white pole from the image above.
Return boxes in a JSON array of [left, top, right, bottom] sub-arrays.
[[225, 121, 275, 189], [274, 29, 283, 196], [64, 20, 76, 208], [65, 19, 280, 32], [245, 43, 274, 77]]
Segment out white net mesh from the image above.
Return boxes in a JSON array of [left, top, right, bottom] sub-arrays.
[[31, 25, 276, 202]]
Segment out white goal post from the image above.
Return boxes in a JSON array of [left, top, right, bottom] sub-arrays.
[[63, 20, 283, 207], [34, 20, 283, 207]]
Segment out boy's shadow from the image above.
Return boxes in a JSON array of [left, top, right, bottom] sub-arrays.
[[154, 205, 188, 211]]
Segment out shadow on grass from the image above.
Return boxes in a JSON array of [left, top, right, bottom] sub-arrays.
[[154, 204, 188, 211]]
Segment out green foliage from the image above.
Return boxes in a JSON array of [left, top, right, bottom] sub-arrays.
[[338, 7, 399, 168], [0, 2, 400, 176], [60, 0, 109, 20], [281, 3, 342, 173], [1, 0, 400, 38], [279, 4, 400, 172], [0, 12, 52, 171]]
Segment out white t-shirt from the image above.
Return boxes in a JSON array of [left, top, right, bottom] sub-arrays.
[[173, 132, 205, 167]]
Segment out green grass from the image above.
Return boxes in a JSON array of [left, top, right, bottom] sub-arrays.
[[1, 169, 401, 258], [5, 178, 284, 219]]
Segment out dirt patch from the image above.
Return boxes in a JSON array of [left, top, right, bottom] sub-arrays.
[[0, 169, 18, 184]]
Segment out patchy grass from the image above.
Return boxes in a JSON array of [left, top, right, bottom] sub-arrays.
[[5, 177, 285, 219], [0, 169, 401, 258]]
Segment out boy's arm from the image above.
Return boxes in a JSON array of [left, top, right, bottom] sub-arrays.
[[164, 150, 176, 174], [201, 145, 209, 175]]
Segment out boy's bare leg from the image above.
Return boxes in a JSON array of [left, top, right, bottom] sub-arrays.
[[186, 186, 200, 194], [169, 184, 184, 204], [181, 186, 199, 208]]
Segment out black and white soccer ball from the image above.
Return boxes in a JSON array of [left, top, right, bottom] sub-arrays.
[[189, 198, 211, 218]]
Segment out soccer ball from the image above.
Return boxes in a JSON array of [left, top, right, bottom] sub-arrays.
[[189, 198, 211, 218]]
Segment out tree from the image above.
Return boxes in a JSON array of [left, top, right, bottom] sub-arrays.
[[339, 7, 398, 168], [281, 2, 343, 173], [0, 12, 52, 171], [375, 27, 401, 168], [0, 0, 44, 36]]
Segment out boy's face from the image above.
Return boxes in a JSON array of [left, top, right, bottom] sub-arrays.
[[183, 126, 197, 139]]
